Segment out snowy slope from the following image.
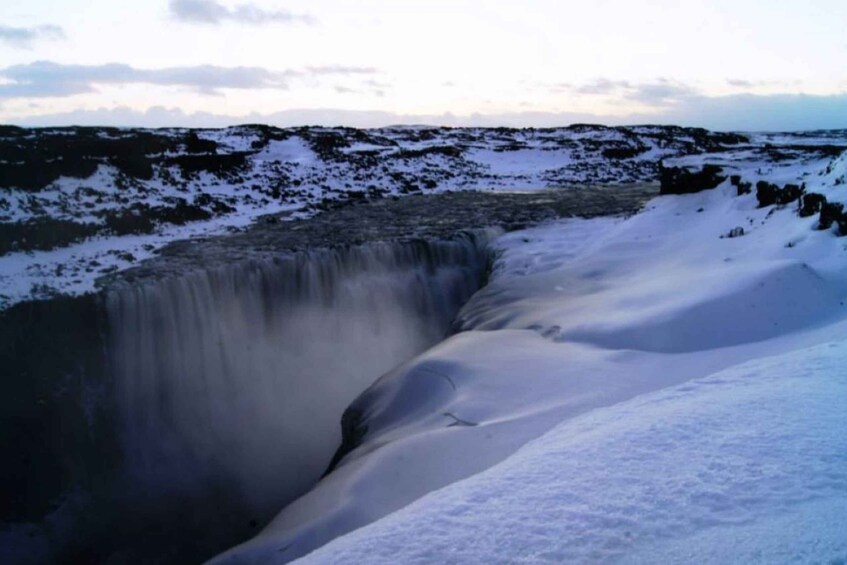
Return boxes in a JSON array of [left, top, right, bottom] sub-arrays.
[[296, 339, 847, 564], [214, 144, 847, 563], [0, 124, 748, 308]]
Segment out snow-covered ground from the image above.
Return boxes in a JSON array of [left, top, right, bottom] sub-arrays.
[[298, 340, 847, 564], [214, 140, 847, 563], [0, 124, 749, 308]]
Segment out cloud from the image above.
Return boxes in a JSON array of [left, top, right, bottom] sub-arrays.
[[9, 93, 847, 131], [0, 61, 285, 98], [0, 61, 379, 98], [627, 79, 697, 106], [169, 0, 314, 25], [330, 80, 389, 97], [363, 79, 391, 89], [301, 65, 378, 76], [0, 25, 65, 49], [572, 79, 631, 95], [727, 79, 755, 88], [726, 78, 803, 90], [363, 79, 390, 97], [332, 77, 391, 97], [555, 78, 697, 106]]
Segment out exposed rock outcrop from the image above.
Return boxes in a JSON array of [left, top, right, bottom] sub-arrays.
[[730, 175, 752, 195], [799, 193, 827, 218], [819, 202, 847, 234], [756, 181, 804, 207], [659, 163, 726, 195]]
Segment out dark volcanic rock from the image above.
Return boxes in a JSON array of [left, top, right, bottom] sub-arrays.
[[730, 175, 752, 195], [756, 181, 804, 207], [819, 202, 847, 234], [799, 193, 827, 217], [0, 158, 100, 191], [762, 143, 845, 161], [780, 183, 804, 204], [756, 181, 781, 207], [0, 295, 114, 523], [0, 128, 180, 190], [602, 146, 647, 160], [392, 146, 463, 159], [185, 131, 217, 154], [0, 218, 99, 255], [164, 152, 249, 176], [659, 164, 726, 195]]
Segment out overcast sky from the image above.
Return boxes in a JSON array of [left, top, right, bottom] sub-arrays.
[[1, 0, 846, 130]]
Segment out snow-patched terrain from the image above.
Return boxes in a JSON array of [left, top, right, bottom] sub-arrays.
[[214, 139, 847, 563], [0, 124, 747, 308]]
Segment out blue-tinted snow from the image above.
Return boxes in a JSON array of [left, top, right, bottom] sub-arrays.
[[299, 339, 847, 564]]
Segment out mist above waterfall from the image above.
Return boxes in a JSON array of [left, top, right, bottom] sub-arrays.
[[105, 235, 491, 532]]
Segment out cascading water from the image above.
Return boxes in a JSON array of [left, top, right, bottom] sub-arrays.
[[101, 233, 492, 558]]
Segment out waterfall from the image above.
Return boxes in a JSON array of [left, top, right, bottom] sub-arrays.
[[104, 233, 492, 526]]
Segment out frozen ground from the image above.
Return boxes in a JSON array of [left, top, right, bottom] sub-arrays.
[[214, 136, 847, 563]]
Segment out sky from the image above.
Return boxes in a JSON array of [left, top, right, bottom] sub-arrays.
[[1, 0, 846, 130]]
